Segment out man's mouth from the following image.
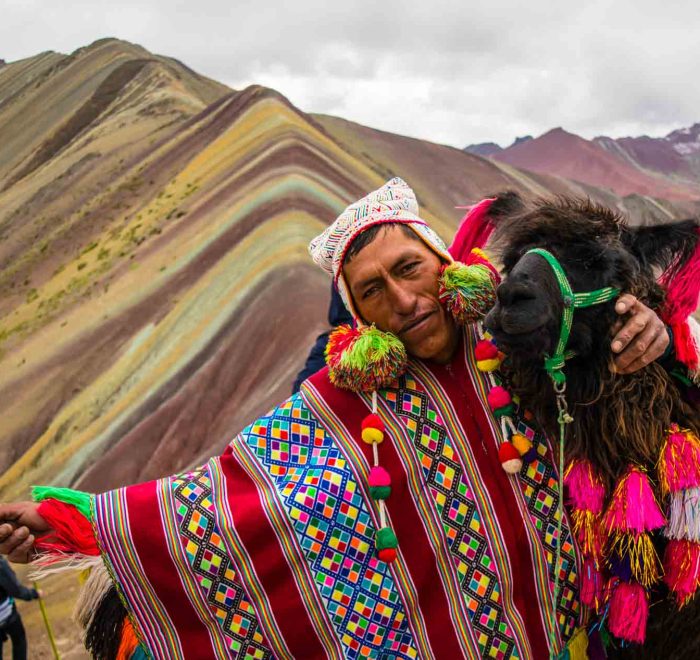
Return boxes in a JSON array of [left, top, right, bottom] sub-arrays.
[[400, 311, 435, 336]]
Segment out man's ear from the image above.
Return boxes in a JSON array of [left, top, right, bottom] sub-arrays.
[[621, 219, 699, 277]]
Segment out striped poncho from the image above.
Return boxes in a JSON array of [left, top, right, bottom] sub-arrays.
[[35, 323, 584, 659]]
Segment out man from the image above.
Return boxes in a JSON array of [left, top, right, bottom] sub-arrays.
[[0, 179, 678, 659], [0, 557, 38, 660]]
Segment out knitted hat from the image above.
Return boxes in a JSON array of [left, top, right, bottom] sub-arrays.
[[309, 177, 453, 319]]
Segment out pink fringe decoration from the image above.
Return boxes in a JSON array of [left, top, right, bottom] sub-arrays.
[[564, 459, 606, 514], [659, 427, 700, 495], [448, 198, 496, 261], [608, 580, 649, 644], [603, 467, 666, 534], [663, 538, 700, 606], [659, 226, 700, 371], [580, 557, 605, 611]]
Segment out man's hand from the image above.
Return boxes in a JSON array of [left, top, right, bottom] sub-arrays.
[[0, 502, 51, 564], [611, 294, 669, 374]]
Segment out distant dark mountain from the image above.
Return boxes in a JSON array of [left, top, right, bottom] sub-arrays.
[[511, 135, 533, 148], [464, 142, 502, 157]]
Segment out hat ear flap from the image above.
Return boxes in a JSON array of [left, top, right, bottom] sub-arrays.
[[326, 324, 408, 392], [439, 249, 500, 324]]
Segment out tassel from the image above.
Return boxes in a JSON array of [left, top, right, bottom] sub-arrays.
[[438, 259, 497, 324], [608, 580, 649, 644], [84, 587, 128, 660], [73, 561, 113, 631], [116, 617, 139, 660], [32, 486, 93, 520], [325, 324, 407, 392], [448, 198, 497, 259], [570, 509, 605, 562], [580, 557, 605, 611], [602, 467, 666, 535], [666, 487, 700, 542], [658, 427, 700, 496], [564, 459, 606, 514], [663, 538, 700, 606], [35, 499, 100, 557], [564, 626, 589, 660], [607, 532, 662, 588]]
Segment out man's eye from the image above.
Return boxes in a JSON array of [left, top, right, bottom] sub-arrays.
[[403, 262, 419, 273], [362, 286, 379, 299]]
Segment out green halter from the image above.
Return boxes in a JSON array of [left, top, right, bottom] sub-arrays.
[[526, 248, 621, 387], [524, 248, 619, 659]]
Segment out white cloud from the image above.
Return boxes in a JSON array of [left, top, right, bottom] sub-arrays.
[[2, 0, 699, 147]]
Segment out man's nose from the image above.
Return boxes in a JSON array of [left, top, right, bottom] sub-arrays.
[[386, 280, 418, 316]]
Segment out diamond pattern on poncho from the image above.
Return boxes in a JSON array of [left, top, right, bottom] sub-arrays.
[[241, 396, 418, 660], [386, 377, 518, 658], [172, 468, 273, 659]]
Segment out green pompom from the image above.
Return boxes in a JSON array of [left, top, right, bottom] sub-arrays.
[[438, 262, 497, 324], [375, 526, 398, 550], [369, 485, 392, 500], [326, 324, 407, 392], [493, 403, 516, 419]]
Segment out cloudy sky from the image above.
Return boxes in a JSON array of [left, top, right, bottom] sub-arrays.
[[3, 0, 699, 148]]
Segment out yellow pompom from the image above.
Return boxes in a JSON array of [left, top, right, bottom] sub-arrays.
[[477, 358, 501, 372], [361, 427, 384, 444], [511, 433, 532, 456]]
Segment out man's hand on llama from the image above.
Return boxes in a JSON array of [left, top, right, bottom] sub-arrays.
[[611, 294, 669, 374]]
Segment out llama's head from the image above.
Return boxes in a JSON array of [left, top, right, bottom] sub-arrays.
[[484, 193, 698, 367]]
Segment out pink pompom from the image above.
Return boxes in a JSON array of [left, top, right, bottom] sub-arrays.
[[659, 428, 700, 495], [663, 538, 700, 606], [368, 466, 391, 488], [475, 340, 499, 361], [603, 467, 666, 534], [487, 386, 512, 411], [564, 459, 606, 514], [580, 557, 605, 611], [608, 580, 649, 644]]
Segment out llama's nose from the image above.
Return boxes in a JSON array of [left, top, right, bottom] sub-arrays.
[[496, 277, 536, 307]]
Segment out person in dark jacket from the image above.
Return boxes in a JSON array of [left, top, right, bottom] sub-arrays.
[[292, 284, 352, 393], [0, 557, 38, 660]]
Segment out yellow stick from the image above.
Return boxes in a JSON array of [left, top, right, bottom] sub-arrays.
[[33, 581, 61, 660]]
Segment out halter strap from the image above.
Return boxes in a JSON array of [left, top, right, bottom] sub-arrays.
[[525, 248, 620, 386]]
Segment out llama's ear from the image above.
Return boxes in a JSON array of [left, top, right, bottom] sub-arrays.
[[621, 219, 699, 275], [487, 191, 526, 220]]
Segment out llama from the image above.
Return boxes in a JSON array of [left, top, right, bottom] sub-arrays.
[[483, 192, 700, 659]]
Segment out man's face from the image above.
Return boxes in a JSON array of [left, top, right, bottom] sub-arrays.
[[343, 224, 457, 362]]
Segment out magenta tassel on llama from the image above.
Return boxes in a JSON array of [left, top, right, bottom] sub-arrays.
[[603, 467, 666, 535], [663, 538, 700, 606], [608, 580, 649, 644], [658, 427, 700, 496], [564, 459, 606, 514]]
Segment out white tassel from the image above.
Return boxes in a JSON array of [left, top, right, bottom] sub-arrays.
[[666, 487, 700, 542], [30, 553, 103, 580], [73, 560, 113, 632]]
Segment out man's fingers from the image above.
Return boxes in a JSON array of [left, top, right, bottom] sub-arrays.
[[612, 312, 648, 354], [615, 293, 638, 316], [7, 533, 35, 564], [618, 331, 670, 374], [0, 525, 30, 557]]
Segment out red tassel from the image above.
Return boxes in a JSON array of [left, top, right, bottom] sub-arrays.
[[663, 538, 700, 606], [35, 499, 100, 556], [448, 198, 496, 260], [608, 580, 649, 644]]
